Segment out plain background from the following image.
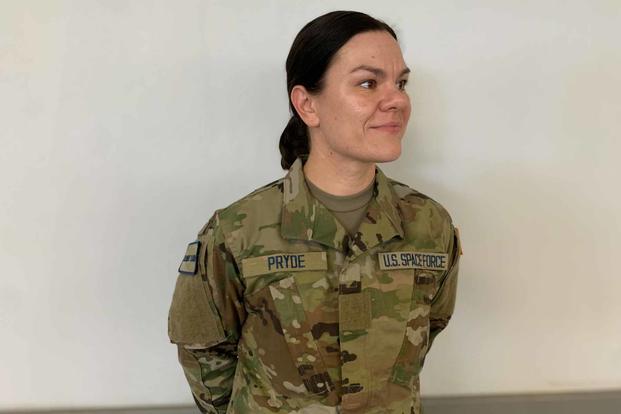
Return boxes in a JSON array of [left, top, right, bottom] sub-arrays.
[[1, 0, 620, 411]]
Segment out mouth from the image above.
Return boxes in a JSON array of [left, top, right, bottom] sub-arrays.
[[370, 122, 403, 133]]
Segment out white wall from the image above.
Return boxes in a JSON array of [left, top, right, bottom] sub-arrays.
[[1, 0, 620, 410]]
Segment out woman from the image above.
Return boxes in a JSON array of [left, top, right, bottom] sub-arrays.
[[168, 10, 461, 414]]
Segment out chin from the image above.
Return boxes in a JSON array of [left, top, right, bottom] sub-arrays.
[[369, 143, 402, 163], [336, 140, 402, 164], [361, 133, 403, 163], [374, 152, 400, 163]]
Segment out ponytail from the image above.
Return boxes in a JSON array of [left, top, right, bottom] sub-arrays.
[[279, 114, 309, 170]]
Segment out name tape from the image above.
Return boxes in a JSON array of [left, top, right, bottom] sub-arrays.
[[378, 251, 449, 271], [242, 251, 327, 277]]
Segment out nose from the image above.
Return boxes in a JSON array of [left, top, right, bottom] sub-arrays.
[[378, 83, 410, 112]]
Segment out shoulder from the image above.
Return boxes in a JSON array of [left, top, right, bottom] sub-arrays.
[[197, 176, 285, 237], [386, 176, 456, 249], [386, 176, 462, 269], [388, 177, 454, 224]]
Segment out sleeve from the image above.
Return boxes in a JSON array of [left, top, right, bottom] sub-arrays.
[[168, 210, 247, 414], [428, 224, 462, 350]]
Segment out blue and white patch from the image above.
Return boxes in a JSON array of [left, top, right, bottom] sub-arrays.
[[378, 251, 449, 271], [178, 241, 201, 275]]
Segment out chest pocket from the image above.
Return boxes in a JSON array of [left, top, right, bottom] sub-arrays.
[[241, 253, 335, 399], [389, 268, 441, 388]]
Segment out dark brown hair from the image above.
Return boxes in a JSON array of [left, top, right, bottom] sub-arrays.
[[279, 11, 398, 169]]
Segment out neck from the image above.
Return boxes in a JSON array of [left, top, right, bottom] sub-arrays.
[[302, 150, 376, 196]]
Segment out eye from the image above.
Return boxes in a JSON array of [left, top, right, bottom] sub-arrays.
[[360, 79, 377, 89], [398, 79, 409, 91]]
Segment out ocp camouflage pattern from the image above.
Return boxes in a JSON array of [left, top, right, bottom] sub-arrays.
[[168, 156, 461, 413]]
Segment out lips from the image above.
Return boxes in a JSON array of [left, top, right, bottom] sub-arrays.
[[372, 122, 402, 128], [370, 122, 402, 133]]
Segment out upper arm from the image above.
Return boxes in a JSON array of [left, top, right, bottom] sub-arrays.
[[168, 210, 246, 348], [429, 223, 462, 327]]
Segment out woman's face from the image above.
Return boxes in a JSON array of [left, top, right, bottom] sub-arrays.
[[310, 30, 411, 164]]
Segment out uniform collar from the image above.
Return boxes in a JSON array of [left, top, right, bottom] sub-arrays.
[[281, 156, 404, 258]]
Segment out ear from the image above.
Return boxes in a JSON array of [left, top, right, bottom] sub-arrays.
[[291, 85, 320, 128]]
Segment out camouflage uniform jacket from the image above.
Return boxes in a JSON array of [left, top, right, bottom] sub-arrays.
[[168, 156, 462, 414]]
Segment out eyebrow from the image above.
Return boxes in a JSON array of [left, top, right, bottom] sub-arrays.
[[349, 64, 411, 78]]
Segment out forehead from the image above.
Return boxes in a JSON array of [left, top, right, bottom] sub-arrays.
[[330, 31, 406, 71]]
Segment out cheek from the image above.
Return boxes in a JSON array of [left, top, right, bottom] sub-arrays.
[[349, 98, 376, 122], [329, 100, 371, 129], [320, 89, 376, 129]]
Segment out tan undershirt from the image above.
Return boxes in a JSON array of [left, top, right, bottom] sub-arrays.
[[304, 174, 375, 237]]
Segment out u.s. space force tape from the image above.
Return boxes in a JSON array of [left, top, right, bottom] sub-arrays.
[[378, 251, 449, 271]]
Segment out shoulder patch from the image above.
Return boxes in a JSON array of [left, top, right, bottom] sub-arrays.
[[178, 241, 201, 275]]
